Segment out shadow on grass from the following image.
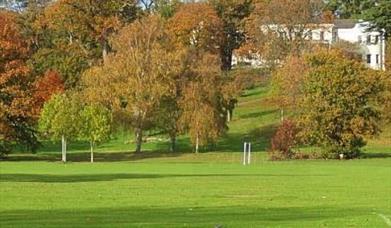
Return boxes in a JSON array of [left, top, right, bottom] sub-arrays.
[[1, 151, 184, 163], [216, 124, 277, 152], [360, 152, 391, 159], [239, 109, 277, 120], [0, 206, 368, 227], [0, 172, 329, 183]]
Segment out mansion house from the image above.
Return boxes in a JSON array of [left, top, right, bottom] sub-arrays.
[[233, 19, 386, 71]]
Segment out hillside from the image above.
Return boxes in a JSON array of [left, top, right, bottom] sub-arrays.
[[10, 83, 390, 162]]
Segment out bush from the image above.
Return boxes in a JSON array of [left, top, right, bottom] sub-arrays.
[[0, 141, 11, 158], [269, 120, 299, 160]]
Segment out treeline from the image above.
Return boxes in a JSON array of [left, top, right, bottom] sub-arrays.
[[0, 0, 390, 160]]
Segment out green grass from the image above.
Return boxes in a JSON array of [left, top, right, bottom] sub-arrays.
[[1, 84, 391, 227], [1, 158, 391, 227]]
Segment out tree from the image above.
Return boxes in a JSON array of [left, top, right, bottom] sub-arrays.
[[79, 104, 112, 163], [326, 0, 376, 19], [167, 2, 224, 54], [32, 70, 65, 118], [0, 11, 38, 156], [178, 51, 227, 153], [83, 15, 180, 153], [363, 0, 391, 38], [209, 0, 253, 70], [153, 0, 182, 19], [25, 0, 141, 88], [39, 93, 81, 162], [297, 49, 386, 158], [38, 0, 140, 62], [241, 0, 324, 67], [270, 55, 308, 122]]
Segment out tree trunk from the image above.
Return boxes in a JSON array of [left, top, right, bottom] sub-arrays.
[[90, 141, 94, 163], [170, 134, 176, 153], [227, 110, 231, 122], [195, 134, 199, 154], [221, 48, 233, 71], [61, 135, 67, 163], [102, 41, 108, 64], [135, 128, 143, 153]]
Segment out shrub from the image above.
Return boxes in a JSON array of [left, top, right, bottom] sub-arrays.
[[269, 120, 299, 160]]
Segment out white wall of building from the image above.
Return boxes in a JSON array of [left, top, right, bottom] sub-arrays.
[[337, 22, 385, 70], [233, 21, 386, 71]]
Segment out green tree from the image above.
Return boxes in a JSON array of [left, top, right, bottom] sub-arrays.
[[326, 0, 375, 19], [39, 93, 81, 162], [79, 104, 112, 163], [297, 49, 386, 158], [363, 0, 391, 38], [153, 0, 182, 19]]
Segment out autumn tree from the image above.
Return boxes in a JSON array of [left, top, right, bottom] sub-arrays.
[[297, 50, 386, 158], [0, 11, 38, 156], [167, 2, 224, 54], [209, 0, 253, 70], [32, 70, 65, 118], [83, 15, 180, 153], [270, 55, 308, 122], [241, 0, 324, 67], [178, 51, 227, 153], [25, 0, 141, 88]]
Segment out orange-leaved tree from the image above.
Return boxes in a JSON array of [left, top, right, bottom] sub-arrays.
[[0, 11, 38, 155], [32, 70, 65, 118], [167, 2, 224, 55]]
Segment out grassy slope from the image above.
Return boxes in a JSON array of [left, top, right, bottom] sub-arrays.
[[15, 83, 391, 159], [1, 85, 391, 227]]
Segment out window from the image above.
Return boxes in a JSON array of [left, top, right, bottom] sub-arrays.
[[376, 54, 379, 64], [320, 31, 324, 41], [366, 54, 371, 64], [358, 35, 362, 43], [332, 31, 338, 42], [373, 35, 379, 44], [307, 31, 313, 40]]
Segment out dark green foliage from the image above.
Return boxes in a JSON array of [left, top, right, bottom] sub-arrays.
[[29, 47, 89, 88], [363, 0, 391, 37], [326, 0, 376, 19]]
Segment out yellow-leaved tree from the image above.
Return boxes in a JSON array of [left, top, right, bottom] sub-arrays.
[[83, 15, 181, 153]]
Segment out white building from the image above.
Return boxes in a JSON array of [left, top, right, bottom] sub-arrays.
[[233, 19, 386, 70]]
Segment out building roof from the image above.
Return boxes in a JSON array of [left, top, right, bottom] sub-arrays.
[[334, 19, 357, 29]]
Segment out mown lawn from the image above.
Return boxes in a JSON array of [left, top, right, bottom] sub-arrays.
[[1, 84, 390, 227], [1, 157, 391, 227]]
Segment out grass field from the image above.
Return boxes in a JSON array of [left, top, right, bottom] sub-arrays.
[[1, 84, 391, 227]]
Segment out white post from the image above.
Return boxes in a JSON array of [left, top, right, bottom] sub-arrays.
[[247, 143, 251, 165], [243, 142, 247, 165], [61, 135, 66, 163]]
